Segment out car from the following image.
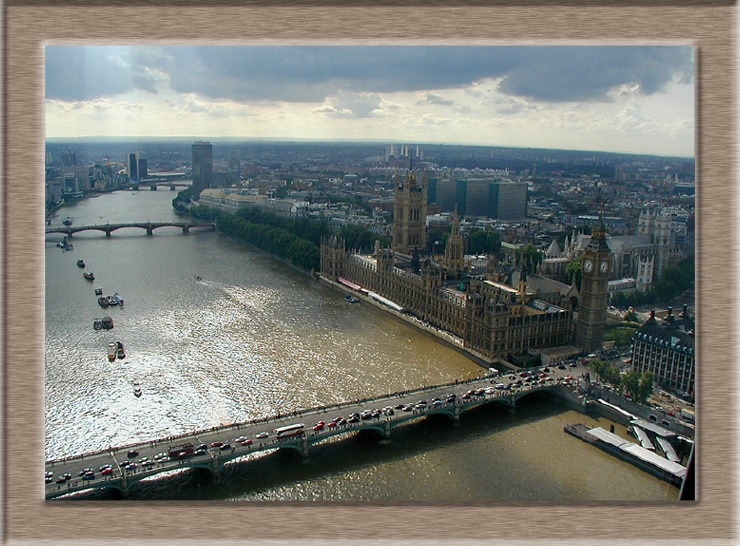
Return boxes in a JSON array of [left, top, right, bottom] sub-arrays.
[[327, 420, 338, 428], [495, 383, 506, 390], [348, 415, 360, 423], [45, 471, 53, 478], [82, 472, 95, 480], [557, 364, 566, 370], [126, 462, 137, 470], [255, 432, 269, 439], [414, 403, 426, 410], [337, 418, 347, 426], [240, 438, 253, 446], [383, 407, 395, 415], [234, 436, 247, 443], [139, 456, 149, 463], [101, 467, 114, 475], [220, 443, 231, 451], [210, 441, 224, 448], [432, 400, 444, 407], [313, 423, 325, 431], [127, 449, 139, 458], [141, 460, 155, 467], [56, 475, 68, 483], [154, 452, 167, 460], [45, 475, 53, 484], [394, 404, 405, 410], [79, 468, 93, 476], [519, 372, 528, 377]]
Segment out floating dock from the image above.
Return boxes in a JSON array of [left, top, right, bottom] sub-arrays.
[[564, 423, 686, 487]]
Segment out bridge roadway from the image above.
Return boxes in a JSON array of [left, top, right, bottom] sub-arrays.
[[45, 363, 589, 499], [45, 221, 216, 237]]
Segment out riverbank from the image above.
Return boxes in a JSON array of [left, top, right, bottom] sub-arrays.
[[317, 274, 502, 372]]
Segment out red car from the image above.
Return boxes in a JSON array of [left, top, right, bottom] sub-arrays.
[[240, 438, 253, 446], [210, 441, 224, 448], [313, 422, 325, 431], [101, 467, 114, 475]]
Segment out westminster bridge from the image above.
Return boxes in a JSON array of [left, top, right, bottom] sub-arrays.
[[45, 221, 216, 237], [45, 365, 591, 499]]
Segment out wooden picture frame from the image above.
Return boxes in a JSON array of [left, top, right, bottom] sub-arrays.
[[5, 1, 731, 543]]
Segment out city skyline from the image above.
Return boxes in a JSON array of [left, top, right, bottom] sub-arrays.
[[46, 45, 695, 158]]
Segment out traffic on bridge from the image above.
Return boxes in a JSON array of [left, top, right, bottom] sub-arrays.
[[45, 361, 590, 499]]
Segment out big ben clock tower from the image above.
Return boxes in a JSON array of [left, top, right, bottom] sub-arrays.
[[575, 213, 611, 352]]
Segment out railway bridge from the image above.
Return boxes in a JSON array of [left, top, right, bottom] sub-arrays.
[[46, 221, 216, 237], [45, 366, 589, 499]]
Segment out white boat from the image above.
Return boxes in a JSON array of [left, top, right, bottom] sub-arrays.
[[114, 293, 124, 306], [93, 318, 103, 331], [107, 342, 117, 361], [133, 381, 142, 398], [83, 271, 95, 281]]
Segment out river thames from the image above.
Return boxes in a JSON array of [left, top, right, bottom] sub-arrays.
[[45, 189, 679, 501]]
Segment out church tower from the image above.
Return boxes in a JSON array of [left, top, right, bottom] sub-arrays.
[[575, 213, 611, 352], [392, 170, 428, 254], [444, 211, 464, 277]]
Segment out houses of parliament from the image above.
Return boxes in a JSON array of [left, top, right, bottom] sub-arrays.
[[320, 170, 611, 364]]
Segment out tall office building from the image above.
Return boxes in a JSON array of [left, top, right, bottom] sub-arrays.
[[192, 141, 213, 200], [490, 180, 528, 221], [127, 152, 138, 181]]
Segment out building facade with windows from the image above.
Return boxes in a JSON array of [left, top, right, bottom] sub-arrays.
[[630, 306, 695, 400]]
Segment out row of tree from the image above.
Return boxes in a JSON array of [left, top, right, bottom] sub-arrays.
[[610, 257, 694, 308], [588, 358, 654, 404]]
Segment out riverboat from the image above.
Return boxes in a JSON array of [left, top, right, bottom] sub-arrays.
[[63, 217, 73, 226], [114, 293, 124, 306], [76, 259, 85, 268], [107, 295, 119, 306], [107, 342, 117, 361], [98, 296, 109, 308], [101, 316, 114, 330], [93, 318, 103, 331], [83, 271, 95, 281], [116, 341, 126, 360], [94, 287, 103, 295]]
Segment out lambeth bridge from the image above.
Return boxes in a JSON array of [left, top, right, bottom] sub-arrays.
[[45, 365, 589, 499], [46, 221, 216, 237]]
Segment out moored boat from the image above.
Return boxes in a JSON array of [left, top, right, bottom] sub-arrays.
[[344, 294, 360, 303], [83, 271, 95, 281], [94, 287, 103, 295], [93, 318, 103, 331], [107, 295, 119, 306], [133, 381, 142, 398], [76, 259, 85, 268], [114, 293, 124, 306], [63, 217, 73, 226], [98, 296, 109, 308], [101, 316, 114, 330], [107, 342, 117, 361], [116, 341, 126, 359]]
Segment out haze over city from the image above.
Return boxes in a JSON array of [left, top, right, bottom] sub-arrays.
[[45, 45, 694, 157]]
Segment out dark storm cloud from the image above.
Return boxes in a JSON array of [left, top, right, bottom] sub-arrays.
[[46, 45, 693, 105], [45, 46, 159, 101]]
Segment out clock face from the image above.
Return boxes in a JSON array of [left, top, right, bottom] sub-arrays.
[[583, 259, 594, 273], [600, 261, 609, 273]]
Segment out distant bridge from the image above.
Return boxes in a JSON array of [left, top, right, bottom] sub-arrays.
[[44, 366, 589, 499], [46, 221, 216, 237]]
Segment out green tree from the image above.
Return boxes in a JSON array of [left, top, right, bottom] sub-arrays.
[[637, 371, 655, 404], [620, 370, 641, 399], [468, 228, 502, 255], [515, 243, 542, 272], [566, 256, 583, 288]]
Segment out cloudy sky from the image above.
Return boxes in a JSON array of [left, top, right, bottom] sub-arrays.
[[45, 45, 695, 157]]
